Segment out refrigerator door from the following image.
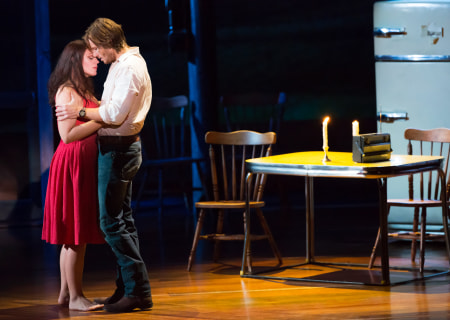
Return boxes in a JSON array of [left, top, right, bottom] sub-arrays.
[[374, 0, 450, 230], [376, 62, 450, 228], [374, 0, 450, 58]]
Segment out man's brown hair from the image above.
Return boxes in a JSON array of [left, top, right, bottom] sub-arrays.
[[83, 18, 127, 52]]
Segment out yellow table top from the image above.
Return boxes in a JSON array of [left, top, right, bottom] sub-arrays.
[[246, 151, 443, 178]]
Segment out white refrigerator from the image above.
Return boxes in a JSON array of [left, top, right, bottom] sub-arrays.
[[374, 0, 450, 231]]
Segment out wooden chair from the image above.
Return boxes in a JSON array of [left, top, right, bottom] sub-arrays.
[[135, 95, 206, 217], [220, 92, 286, 134], [187, 130, 283, 272], [220, 92, 288, 210], [368, 128, 450, 273]]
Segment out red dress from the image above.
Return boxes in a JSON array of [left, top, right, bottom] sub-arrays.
[[42, 99, 105, 245]]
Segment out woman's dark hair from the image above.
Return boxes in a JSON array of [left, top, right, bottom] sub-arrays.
[[47, 39, 95, 107]]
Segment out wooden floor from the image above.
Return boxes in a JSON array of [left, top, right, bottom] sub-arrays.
[[1, 199, 450, 319]]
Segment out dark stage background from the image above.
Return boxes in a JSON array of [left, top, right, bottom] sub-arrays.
[[0, 0, 379, 225]]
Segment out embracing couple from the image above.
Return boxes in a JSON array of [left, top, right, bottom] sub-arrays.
[[42, 17, 153, 313]]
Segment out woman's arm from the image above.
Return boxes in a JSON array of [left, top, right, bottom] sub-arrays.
[[56, 87, 103, 144], [55, 90, 103, 122], [59, 119, 103, 144]]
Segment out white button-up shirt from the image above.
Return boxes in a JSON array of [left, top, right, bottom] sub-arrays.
[[98, 47, 152, 136]]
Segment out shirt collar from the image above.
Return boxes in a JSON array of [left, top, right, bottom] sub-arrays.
[[117, 47, 140, 63]]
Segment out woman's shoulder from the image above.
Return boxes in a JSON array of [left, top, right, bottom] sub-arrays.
[[55, 86, 80, 106]]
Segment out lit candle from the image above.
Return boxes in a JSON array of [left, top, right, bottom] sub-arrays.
[[352, 120, 359, 136], [322, 116, 329, 149]]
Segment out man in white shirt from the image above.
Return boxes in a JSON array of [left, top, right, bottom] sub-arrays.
[[56, 17, 152, 313]]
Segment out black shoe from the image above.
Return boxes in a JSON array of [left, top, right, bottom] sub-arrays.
[[94, 290, 124, 305], [104, 296, 153, 313]]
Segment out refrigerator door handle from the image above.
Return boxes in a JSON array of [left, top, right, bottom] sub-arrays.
[[377, 112, 409, 123], [374, 27, 407, 38]]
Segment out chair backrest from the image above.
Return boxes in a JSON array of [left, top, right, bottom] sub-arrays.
[[140, 95, 191, 160], [205, 130, 276, 202], [219, 92, 286, 134], [404, 128, 450, 201]]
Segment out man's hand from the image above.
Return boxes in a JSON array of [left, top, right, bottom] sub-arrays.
[[55, 92, 81, 120]]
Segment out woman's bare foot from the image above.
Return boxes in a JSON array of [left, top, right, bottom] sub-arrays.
[[69, 296, 103, 311], [58, 294, 69, 307]]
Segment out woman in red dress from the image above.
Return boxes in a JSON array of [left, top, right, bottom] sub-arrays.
[[42, 40, 104, 311]]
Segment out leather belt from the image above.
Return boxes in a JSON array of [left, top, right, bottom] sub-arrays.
[[97, 134, 140, 145]]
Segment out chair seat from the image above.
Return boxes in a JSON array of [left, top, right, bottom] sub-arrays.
[[142, 156, 204, 167], [195, 200, 265, 209], [388, 231, 445, 241], [200, 234, 269, 241], [387, 198, 442, 207]]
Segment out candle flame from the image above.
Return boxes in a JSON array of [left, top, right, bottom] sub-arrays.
[[323, 116, 330, 124]]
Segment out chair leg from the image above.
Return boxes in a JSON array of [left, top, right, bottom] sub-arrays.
[[213, 209, 224, 262], [442, 204, 450, 268], [242, 210, 253, 273], [255, 208, 282, 265], [194, 161, 209, 201], [187, 208, 205, 271], [411, 206, 420, 263], [182, 192, 191, 213], [368, 227, 381, 269], [369, 205, 392, 269], [157, 168, 163, 217], [134, 169, 149, 212], [419, 207, 427, 273]]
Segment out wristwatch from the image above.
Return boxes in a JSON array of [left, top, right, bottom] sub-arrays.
[[79, 106, 86, 118]]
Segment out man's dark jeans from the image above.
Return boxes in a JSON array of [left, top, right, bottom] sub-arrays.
[[98, 139, 151, 298]]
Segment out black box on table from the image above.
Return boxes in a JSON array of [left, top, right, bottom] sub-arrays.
[[352, 133, 392, 163]]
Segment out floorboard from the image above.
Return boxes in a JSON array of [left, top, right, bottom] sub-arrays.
[[1, 200, 449, 319]]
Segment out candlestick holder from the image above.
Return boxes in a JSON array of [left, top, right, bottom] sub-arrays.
[[322, 146, 331, 162]]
